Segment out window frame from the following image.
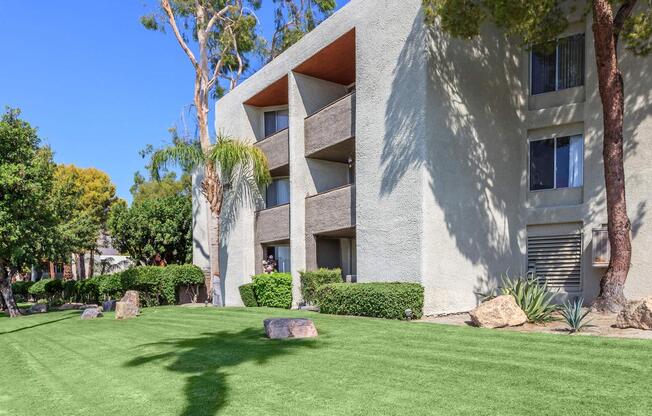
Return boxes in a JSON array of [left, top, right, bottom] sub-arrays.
[[263, 108, 289, 138], [528, 134, 584, 192], [529, 32, 585, 96], [264, 176, 290, 208]]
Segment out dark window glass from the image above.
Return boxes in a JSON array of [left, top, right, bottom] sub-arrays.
[[531, 47, 557, 94], [556, 137, 571, 188], [558, 34, 585, 90], [276, 110, 289, 131], [264, 111, 277, 137], [530, 139, 555, 190]]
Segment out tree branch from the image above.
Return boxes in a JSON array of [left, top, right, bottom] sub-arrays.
[[162, 0, 199, 71], [614, 0, 638, 37]]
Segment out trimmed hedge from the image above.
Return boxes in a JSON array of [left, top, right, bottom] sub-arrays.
[[315, 282, 424, 320], [28, 278, 63, 300], [26, 265, 205, 306], [252, 273, 292, 309], [300, 268, 342, 305], [238, 283, 257, 307]]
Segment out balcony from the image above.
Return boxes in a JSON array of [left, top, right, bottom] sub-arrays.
[[305, 93, 355, 162], [255, 128, 289, 175], [305, 184, 355, 234], [255, 203, 290, 244]]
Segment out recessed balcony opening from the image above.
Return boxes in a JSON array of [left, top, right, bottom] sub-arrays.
[[263, 242, 291, 273], [315, 227, 356, 280]]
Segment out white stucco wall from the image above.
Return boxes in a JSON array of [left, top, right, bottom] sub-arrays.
[[192, 0, 652, 312]]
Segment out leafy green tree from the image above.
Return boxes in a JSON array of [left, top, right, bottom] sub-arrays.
[[423, 0, 652, 312], [52, 164, 117, 277], [0, 108, 58, 316], [149, 135, 270, 305], [131, 171, 191, 204], [108, 195, 193, 266], [268, 0, 337, 60]]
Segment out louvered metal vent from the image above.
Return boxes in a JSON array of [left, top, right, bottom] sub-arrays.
[[527, 233, 582, 290]]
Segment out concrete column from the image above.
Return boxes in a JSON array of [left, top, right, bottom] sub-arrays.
[[288, 72, 309, 308]]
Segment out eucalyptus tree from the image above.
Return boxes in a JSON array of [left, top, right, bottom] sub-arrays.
[[268, 0, 337, 60], [423, 0, 652, 312], [150, 135, 270, 305]]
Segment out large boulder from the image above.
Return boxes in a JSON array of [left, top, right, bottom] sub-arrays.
[[263, 318, 318, 339], [60, 303, 84, 310], [80, 308, 103, 320], [115, 301, 139, 320], [28, 303, 47, 314], [120, 290, 140, 307], [616, 297, 652, 330], [469, 295, 528, 328]]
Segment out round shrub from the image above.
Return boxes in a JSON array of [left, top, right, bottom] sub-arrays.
[[315, 282, 424, 320], [238, 283, 257, 307], [28, 278, 63, 301], [11, 281, 33, 300], [299, 268, 342, 305], [252, 273, 292, 309]]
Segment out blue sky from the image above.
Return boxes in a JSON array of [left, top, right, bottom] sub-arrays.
[[0, 1, 346, 202]]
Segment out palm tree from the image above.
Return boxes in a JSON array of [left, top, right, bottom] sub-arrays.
[[150, 134, 271, 306]]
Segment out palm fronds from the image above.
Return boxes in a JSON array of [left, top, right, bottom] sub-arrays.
[[149, 140, 204, 181]]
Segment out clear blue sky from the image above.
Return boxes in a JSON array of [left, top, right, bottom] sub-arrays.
[[0, 1, 346, 202]]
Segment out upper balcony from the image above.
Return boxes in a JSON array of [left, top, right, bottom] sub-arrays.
[[304, 92, 355, 163], [255, 203, 290, 244], [305, 184, 355, 234], [255, 128, 289, 175]]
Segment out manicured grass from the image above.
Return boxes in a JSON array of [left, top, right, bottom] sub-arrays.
[[1, 307, 651, 416]]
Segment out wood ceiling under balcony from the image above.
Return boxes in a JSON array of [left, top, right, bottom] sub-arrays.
[[243, 29, 355, 107]]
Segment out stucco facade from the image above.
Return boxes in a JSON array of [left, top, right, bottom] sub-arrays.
[[193, 0, 652, 314]]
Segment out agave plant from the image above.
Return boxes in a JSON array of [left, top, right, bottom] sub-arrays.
[[500, 274, 558, 323], [560, 297, 592, 333]]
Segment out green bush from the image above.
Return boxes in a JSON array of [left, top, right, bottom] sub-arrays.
[[315, 282, 424, 320], [129, 266, 168, 306], [239, 283, 257, 307], [300, 268, 342, 304], [11, 281, 33, 300], [76, 278, 100, 303], [28, 278, 63, 301], [97, 273, 128, 300], [252, 273, 292, 309], [63, 280, 77, 302]]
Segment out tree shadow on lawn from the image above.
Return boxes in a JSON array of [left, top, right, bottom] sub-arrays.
[[124, 327, 319, 416], [0, 311, 76, 334]]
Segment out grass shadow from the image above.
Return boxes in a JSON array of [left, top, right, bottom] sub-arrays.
[[124, 327, 319, 416], [0, 311, 76, 334]]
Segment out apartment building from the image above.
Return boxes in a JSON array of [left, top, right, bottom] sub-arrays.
[[193, 0, 652, 314]]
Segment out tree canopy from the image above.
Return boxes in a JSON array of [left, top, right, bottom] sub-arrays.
[[108, 195, 193, 266]]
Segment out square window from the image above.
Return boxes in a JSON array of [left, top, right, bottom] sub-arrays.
[[531, 34, 585, 95], [529, 135, 583, 191]]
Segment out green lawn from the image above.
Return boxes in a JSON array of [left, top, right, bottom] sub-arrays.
[[1, 307, 650, 416]]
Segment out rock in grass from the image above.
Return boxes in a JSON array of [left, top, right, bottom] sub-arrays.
[[103, 300, 116, 312], [81, 308, 103, 320], [60, 303, 84, 310], [616, 297, 652, 330], [469, 295, 527, 328], [120, 290, 140, 307], [115, 301, 139, 320], [28, 303, 47, 314], [263, 318, 318, 339]]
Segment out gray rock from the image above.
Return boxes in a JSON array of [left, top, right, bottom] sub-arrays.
[[469, 295, 528, 328], [616, 297, 652, 330], [60, 303, 84, 310], [103, 300, 116, 312], [80, 308, 103, 320], [263, 318, 318, 339], [28, 303, 47, 314]]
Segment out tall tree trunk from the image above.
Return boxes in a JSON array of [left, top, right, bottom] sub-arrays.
[[0, 261, 21, 317], [88, 251, 94, 278], [49, 261, 56, 279], [79, 253, 86, 279], [591, 0, 632, 312], [209, 210, 223, 306]]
